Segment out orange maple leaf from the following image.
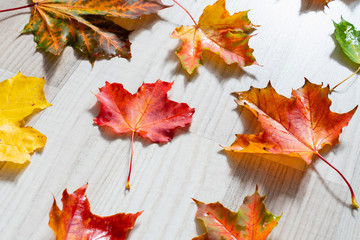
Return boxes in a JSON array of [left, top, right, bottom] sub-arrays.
[[224, 79, 358, 208], [193, 187, 280, 240], [49, 184, 142, 240], [94, 80, 194, 188], [171, 0, 258, 74]]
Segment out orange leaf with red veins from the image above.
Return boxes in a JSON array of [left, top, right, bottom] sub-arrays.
[[193, 187, 280, 240], [171, 0, 258, 74], [94, 80, 194, 188], [49, 184, 142, 240], [224, 79, 359, 208]]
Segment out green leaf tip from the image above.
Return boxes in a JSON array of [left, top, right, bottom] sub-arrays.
[[333, 17, 360, 65]]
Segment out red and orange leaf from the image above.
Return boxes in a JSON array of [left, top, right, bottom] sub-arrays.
[[94, 80, 194, 142], [171, 0, 258, 74], [49, 184, 142, 240], [224, 79, 356, 164], [193, 187, 280, 240], [224, 79, 359, 208], [23, 0, 169, 62], [94, 80, 194, 188]]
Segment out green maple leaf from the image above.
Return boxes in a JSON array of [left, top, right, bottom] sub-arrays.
[[331, 17, 360, 91], [333, 17, 360, 64]]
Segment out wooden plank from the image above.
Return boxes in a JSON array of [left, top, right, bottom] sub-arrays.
[[0, 0, 360, 239]]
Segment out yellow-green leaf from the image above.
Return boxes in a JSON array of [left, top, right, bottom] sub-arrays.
[[333, 17, 360, 64], [193, 187, 281, 240]]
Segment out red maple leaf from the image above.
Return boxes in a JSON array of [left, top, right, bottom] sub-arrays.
[[49, 184, 142, 240], [94, 80, 195, 188]]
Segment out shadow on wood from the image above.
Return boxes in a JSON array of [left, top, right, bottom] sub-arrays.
[[167, 45, 256, 82], [112, 14, 164, 32], [329, 33, 360, 93], [0, 161, 29, 181]]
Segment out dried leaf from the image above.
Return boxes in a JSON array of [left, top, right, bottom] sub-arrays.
[[171, 0, 257, 74], [49, 184, 143, 240], [23, 0, 169, 62], [193, 187, 280, 240], [0, 72, 51, 164]]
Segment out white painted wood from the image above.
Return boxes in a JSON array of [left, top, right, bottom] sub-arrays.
[[0, 0, 360, 239]]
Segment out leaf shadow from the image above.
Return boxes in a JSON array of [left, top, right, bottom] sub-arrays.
[[230, 104, 263, 135], [329, 33, 359, 72], [0, 12, 29, 23], [221, 150, 308, 206], [219, 105, 308, 203], [311, 143, 356, 210], [89, 100, 131, 142], [300, 0, 327, 13], [309, 164, 352, 209], [40, 50, 66, 87], [329, 33, 360, 92], [0, 161, 29, 181], [165, 47, 200, 83], [220, 104, 353, 209], [166, 45, 257, 83], [194, 216, 206, 238], [300, 0, 360, 13], [339, 0, 360, 8], [202, 50, 257, 83], [219, 104, 309, 206], [113, 14, 164, 33]]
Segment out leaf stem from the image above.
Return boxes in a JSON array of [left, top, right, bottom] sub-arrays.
[[330, 65, 360, 93], [316, 152, 358, 209], [126, 131, 135, 190], [172, 0, 197, 26], [0, 3, 35, 13]]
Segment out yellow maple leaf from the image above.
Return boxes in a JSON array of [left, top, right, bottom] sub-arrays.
[[0, 72, 51, 164]]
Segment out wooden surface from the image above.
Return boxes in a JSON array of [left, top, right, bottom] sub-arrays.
[[1, 0, 360, 239]]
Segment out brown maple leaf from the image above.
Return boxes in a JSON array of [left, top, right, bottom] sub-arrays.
[[94, 80, 195, 188], [224, 79, 359, 208], [49, 184, 143, 240], [193, 187, 280, 240], [171, 0, 258, 74]]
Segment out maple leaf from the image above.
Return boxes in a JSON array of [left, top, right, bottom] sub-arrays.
[[94, 80, 195, 188], [224, 79, 359, 208], [171, 0, 258, 74], [193, 187, 280, 240], [19, 0, 169, 62], [331, 17, 360, 91], [49, 184, 142, 240], [0, 72, 51, 164]]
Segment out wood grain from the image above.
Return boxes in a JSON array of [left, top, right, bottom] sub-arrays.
[[1, 0, 360, 239]]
